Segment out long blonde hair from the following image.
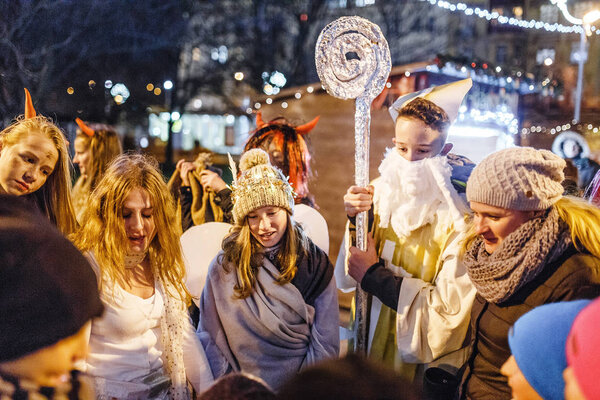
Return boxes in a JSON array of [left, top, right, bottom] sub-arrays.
[[72, 124, 122, 216], [72, 153, 189, 301], [0, 115, 77, 235], [462, 196, 600, 261], [221, 212, 309, 299]]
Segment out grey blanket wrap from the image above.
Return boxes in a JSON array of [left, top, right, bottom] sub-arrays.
[[197, 252, 338, 390]]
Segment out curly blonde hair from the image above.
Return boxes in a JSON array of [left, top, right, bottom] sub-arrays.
[[0, 115, 77, 235], [221, 212, 309, 299], [72, 153, 189, 301], [72, 124, 122, 219]]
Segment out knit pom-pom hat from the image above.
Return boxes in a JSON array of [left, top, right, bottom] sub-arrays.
[[231, 148, 295, 224], [467, 147, 565, 211]]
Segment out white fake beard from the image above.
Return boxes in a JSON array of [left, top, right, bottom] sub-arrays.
[[374, 148, 467, 238]]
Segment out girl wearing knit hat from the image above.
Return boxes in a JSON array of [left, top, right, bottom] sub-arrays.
[[197, 148, 339, 391], [564, 297, 600, 400], [71, 118, 122, 223], [458, 146, 600, 399], [72, 154, 213, 399], [0, 89, 77, 235]]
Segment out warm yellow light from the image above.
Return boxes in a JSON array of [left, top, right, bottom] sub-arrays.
[[114, 95, 124, 104], [147, 83, 154, 91], [67, 87, 74, 95], [583, 9, 600, 25], [154, 88, 162, 95], [234, 72, 244, 81]]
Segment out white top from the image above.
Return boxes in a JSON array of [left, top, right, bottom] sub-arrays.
[[86, 284, 165, 382], [85, 254, 213, 396]]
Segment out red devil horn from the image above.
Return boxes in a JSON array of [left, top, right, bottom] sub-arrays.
[[75, 118, 95, 137], [295, 116, 320, 135], [24, 88, 37, 119], [255, 111, 266, 128]]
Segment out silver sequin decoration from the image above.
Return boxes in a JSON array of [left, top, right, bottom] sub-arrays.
[[316, 16, 391, 354]]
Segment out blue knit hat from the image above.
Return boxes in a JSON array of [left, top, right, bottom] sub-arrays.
[[507, 300, 591, 400]]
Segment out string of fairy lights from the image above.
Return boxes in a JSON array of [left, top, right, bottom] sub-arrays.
[[418, 0, 600, 35], [522, 122, 600, 135]]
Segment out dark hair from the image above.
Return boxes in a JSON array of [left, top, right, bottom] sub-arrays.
[[199, 373, 275, 400], [398, 97, 450, 133], [277, 354, 421, 400]]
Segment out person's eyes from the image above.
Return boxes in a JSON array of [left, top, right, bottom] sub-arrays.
[[21, 155, 35, 163], [41, 169, 52, 176], [418, 149, 430, 154], [142, 213, 153, 219], [397, 147, 407, 152], [248, 215, 258, 219]]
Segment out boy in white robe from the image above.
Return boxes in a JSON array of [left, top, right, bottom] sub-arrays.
[[337, 78, 477, 386]]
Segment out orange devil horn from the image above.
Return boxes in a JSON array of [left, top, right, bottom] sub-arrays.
[[255, 111, 266, 128], [295, 116, 320, 135], [75, 118, 95, 137], [24, 88, 37, 119]]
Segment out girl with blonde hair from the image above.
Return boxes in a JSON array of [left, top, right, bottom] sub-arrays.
[[197, 149, 339, 391], [0, 89, 76, 235], [72, 118, 122, 222], [73, 153, 213, 399], [457, 147, 600, 400]]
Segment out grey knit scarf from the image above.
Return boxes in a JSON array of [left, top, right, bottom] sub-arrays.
[[463, 207, 572, 304]]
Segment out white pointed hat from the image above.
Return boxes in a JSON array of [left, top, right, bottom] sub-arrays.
[[389, 78, 472, 123]]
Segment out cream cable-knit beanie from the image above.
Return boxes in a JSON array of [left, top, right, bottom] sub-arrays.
[[231, 149, 295, 224], [467, 147, 565, 211]]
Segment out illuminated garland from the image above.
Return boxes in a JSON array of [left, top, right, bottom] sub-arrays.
[[522, 122, 600, 135], [418, 0, 600, 35]]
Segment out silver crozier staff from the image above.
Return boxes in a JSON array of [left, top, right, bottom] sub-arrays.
[[315, 16, 391, 353]]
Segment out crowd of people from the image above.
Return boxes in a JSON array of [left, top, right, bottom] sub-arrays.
[[1, 83, 600, 400]]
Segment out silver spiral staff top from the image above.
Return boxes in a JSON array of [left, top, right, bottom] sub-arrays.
[[315, 16, 391, 354]]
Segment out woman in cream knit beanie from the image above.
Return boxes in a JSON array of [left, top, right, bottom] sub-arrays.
[[458, 146, 600, 400], [197, 148, 339, 390]]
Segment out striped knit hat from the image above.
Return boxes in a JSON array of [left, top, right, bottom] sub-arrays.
[[231, 149, 295, 224]]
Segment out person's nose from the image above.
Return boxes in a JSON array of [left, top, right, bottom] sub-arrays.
[[406, 150, 419, 162], [474, 215, 488, 235], [259, 215, 271, 231], [129, 213, 144, 233], [22, 166, 38, 183]]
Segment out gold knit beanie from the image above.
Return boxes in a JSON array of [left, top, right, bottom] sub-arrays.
[[231, 149, 295, 224]]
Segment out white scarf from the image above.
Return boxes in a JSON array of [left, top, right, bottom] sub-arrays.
[[155, 273, 190, 400], [373, 149, 469, 238]]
